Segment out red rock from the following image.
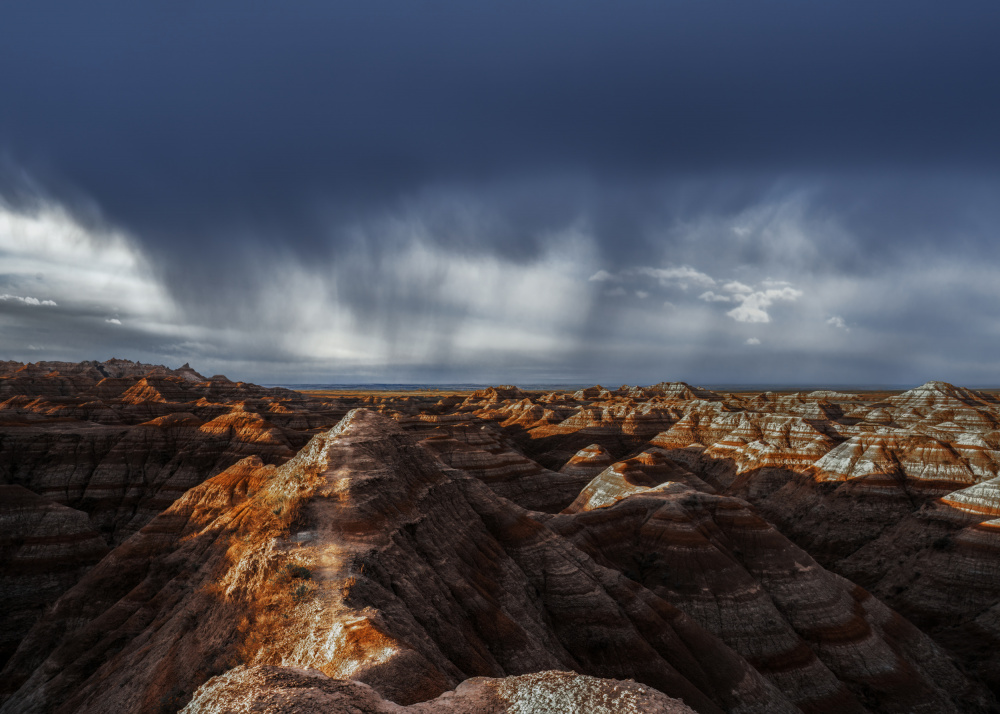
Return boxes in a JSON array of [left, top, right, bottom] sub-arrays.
[[550, 486, 988, 713], [5, 372, 1000, 711], [558, 443, 614, 480], [0, 411, 801, 714]]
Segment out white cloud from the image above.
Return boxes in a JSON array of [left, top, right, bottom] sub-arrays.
[[635, 290, 649, 299], [635, 265, 716, 289], [586, 263, 805, 325], [588, 264, 717, 293], [746, 337, 761, 345], [0, 294, 57, 306], [826, 315, 848, 330], [0, 193, 610, 376], [0, 201, 175, 323], [726, 287, 803, 323], [722, 281, 753, 294]]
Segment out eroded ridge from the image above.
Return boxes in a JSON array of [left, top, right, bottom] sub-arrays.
[[4, 371, 1000, 711]]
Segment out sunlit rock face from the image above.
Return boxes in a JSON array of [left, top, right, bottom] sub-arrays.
[[651, 409, 835, 492], [3, 407, 996, 714], [563, 449, 715, 513], [0, 359, 359, 675], [457, 379, 1000, 700], [0, 403, 300, 545], [0, 410, 803, 714], [557, 443, 614, 480], [5, 371, 1000, 712], [182, 667, 698, 714], [942, 475, 1000, 517], [0, 360, 350, 545]]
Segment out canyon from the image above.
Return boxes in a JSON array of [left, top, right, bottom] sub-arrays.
[[2, 361, 999, 712]]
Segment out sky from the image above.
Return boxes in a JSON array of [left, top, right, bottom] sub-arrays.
[[1, 1, 999, 386]]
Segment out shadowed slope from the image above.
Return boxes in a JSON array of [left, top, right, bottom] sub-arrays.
[[0, 409, 800, 714], [0, 486, 108, 669], [550, 480, 991, 714]]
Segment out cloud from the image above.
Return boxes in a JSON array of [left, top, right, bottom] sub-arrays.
[[593, 260, 807, 325], [0, 200, 175, 323], [635, 266, 716, 289], [0, 294, 57, 306], [722, 281, 753, 294], [726, 287, 803, 323], [590, 264, 718, 294], [0, 0, 998, 388], [0, 192, 610, 380], [635, 290, 649, 299], [746, 337, 761, 345], [4, 168, 1000, 386], [826, 315, 848, 330]]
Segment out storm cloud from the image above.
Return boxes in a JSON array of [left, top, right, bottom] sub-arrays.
[[1, 1, 999, 385]]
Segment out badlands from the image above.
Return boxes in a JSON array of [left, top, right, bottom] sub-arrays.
[[2, 360, 1000, 713]]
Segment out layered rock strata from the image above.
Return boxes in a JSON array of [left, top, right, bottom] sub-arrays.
[[1, 411, 801, 714], [553, 470, 986, 713], [0, 486, 108, 669], [3, 410, 993, 714], [6, 371, 1000, 711]]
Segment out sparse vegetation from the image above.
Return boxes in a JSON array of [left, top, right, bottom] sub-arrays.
[[236, 561, 317, 663], [274, 562, 313, 583], [340, 575, 357, 599]]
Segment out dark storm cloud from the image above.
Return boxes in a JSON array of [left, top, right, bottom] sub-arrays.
[[2, 1, 1000, 384], [2, 0, 999, 256]]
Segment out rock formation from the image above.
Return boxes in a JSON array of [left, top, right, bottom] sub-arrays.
[[553, 476, 984, 713], [4, 369, 1000, 712], [0, 486, 108, 668], [1, 411, 802, 713], [0, 359, 352, 672], [181, 666, 698, 714]]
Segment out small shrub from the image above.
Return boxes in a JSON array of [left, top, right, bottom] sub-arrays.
[[340, 575, 357, 599], [272, 562, 313, 585], [286, 564, 312, 580]]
